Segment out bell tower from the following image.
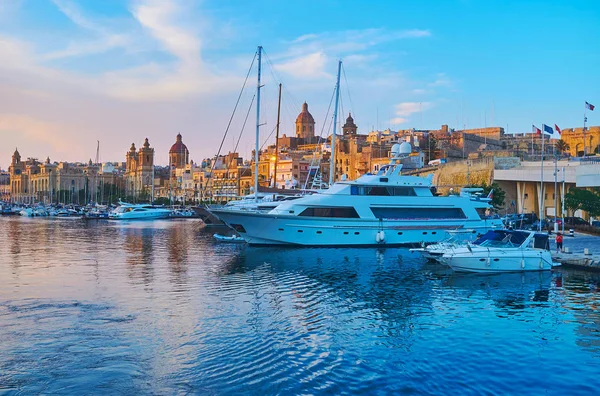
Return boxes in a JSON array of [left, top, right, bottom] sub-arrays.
[[139, 138, 154, 170], [343, 113, 358, 136], [126, 143, 137, 172]]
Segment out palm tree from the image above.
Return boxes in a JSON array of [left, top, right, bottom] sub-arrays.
[[556, 139, 570, 155]]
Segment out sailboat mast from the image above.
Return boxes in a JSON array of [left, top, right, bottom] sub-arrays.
[[95, 140, 100, 203], [273, 83, 282, 187], [254, 46, 262, 203], [329, 60, 342, 186]]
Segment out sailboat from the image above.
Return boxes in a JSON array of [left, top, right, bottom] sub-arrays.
[[210, 59, 504, 246]]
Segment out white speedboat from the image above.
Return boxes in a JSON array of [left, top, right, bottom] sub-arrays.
[[19, 207, 48, 217], [438, 229, 559, 273], [213, 233, 246, 243], [410, 229, 481, 262], [108, 203, 171, 220], [210, 143, 503, 246], [214, 193, 302, 212]]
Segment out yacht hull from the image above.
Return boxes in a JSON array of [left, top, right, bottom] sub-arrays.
[[440, 250, 555, 273], [211, 209, 502, 246]]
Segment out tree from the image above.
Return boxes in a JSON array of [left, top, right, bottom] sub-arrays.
[[564, 188, 600, 217], [556, 139, 570, 155], [426, 135, 438, 164], [466, 182, 506, 210]]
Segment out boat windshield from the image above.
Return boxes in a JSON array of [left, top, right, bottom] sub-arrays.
[[474, 230, 528, 248]]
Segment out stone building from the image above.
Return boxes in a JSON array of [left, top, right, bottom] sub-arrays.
[[169, 133, 189, 176], [342, 113, 358, 136], [0, 170, 9, 201], [560, 126, 600, 157], [296, 102, 316, 141], [125, 138, 155, 199], [9, 148, 122, 204]]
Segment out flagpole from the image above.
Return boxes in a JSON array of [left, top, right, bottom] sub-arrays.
[[561, 166, 565, 235], [583, 102, 587, 157], [531, 129, 534, 156], [554, 155, 558, 233], [539, 127, 544, 232]]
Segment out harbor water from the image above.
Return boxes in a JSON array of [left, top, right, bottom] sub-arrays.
[[1, 217, 599, 394]]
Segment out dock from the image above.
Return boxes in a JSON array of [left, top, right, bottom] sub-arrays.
[[552, 252, 600, 271]]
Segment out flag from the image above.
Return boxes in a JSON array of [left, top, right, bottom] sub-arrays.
[[542, 124, 554, 135], [554, 124, 562, 135], [586, 101, 595, 111], [532, 124, 541, 135]]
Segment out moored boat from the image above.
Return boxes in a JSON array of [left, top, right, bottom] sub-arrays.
[[438, 229, 560, 273], [210, 143, 503, 247], [108, 202, 171, 220], [213, 233, 245, 243]]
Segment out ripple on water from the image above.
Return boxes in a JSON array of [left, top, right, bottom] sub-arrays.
[[1, 218, 600, 394]]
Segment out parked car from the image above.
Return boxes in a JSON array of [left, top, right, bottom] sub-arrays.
[[592, 220, 600, 228], [528, 219, 551, 231], [505, 213, 538, 229], [564, 217, 589, 226], [545, 216, 563, 227]]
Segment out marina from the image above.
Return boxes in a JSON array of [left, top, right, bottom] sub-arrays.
[[1, 216, 599, 394], [0, 1, 598, 393]]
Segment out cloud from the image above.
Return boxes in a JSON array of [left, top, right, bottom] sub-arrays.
[[291, 33, 318, 44], [42, 0, 131, 60], [391, 117, 408, 124], [272, 28, 431, 79], [274, 52, 330, 79], [428, 73, 452, 87], [0, 114, 83, 155], [131, 0, 202, 68], [395, 102, 432, 117]]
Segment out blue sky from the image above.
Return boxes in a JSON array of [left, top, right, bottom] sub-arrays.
[[0, 0, 598, 168]]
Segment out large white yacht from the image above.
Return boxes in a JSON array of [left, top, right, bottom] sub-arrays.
[[210, 143, 503, 246], [109, 203, 171, 220]]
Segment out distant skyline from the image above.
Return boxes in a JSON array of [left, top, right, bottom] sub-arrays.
[[1, 0, 599, 169]]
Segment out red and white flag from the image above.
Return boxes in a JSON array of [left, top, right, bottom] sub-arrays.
[[554, 124, 562, 135], [586, 101, 595, 111], [532, 124, 541, 135]]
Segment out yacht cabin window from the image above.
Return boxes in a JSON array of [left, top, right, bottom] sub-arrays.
[[298, 207, 360, 218], [370, 207, 466, 220], [351, 186, 416, 196]]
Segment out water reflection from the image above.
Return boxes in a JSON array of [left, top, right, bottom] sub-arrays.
[[1, 217, 600, 394]]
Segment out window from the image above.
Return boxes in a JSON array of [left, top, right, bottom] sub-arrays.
[[350, 186, 416, 196], [370, 207, 467, 220], [299, 207, 360, 218]]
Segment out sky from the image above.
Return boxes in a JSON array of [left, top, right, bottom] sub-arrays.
[[0, 0, 599, 169]]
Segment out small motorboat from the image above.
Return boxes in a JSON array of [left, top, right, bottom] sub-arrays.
[[213, 234, 246, 243], [438, 229, 560, 273], [410, 229, 480, 262]]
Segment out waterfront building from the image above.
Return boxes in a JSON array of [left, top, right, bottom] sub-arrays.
[[494, 158, 600, 220], [295, 102, 316, 141], [124, 138, 155, 199], [0, 169, 10, 201], [8, 148, 123, 204], [559, 126, 600, 157]]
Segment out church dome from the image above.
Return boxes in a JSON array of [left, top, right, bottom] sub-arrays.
[[170, 133, 188, 153], [295, 102, 315, 124]]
